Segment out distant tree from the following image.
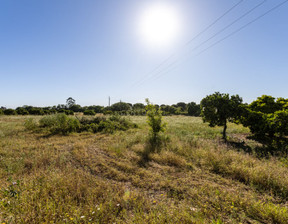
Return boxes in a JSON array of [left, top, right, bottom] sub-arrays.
[[187, 102, 201, 116], [176, 102, 187, 112], [175, 107, 182, 115], [50, 109, 57, 114], [58, 109, 74, 115], [66, 97, 76, 109], [0, 109, 4, 115], [70, 104, 83, 112], [133, 103, 145, 110], [29, 107, 44, 115], [4, 109, 17, 115], [84, 110, 96, 116], [160, 105, 171, 115], [16, 107, 29, 115], [87, 105, 104, 113], [200, 92, 243, 140], [110, 102, 131, 112], [57, 104, 67, 110]]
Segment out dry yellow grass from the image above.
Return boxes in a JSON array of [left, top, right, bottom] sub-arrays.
[[0, 115, 288, 223]]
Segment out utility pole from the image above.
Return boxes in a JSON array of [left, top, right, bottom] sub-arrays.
[[108, 96, 110, 107]]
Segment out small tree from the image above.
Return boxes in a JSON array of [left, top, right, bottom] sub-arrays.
[[200, 92, 242, 140], [145, 99, 166, 146]]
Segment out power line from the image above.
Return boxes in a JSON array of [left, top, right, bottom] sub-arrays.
[[148, 0, 288, 83], [184, 0, 245, 47], [195, 0, 288, 57], [129, 0, 244, 89], [187, 0, 267, 52], [135, 0, 267, 87]]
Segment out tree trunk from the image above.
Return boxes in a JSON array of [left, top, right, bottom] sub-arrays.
[[222, 121, 227, 141]]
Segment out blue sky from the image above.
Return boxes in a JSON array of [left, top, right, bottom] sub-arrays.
[[1, 0, 287, 108]]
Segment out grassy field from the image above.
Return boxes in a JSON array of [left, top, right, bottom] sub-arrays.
[[1, 115, 288, 223]]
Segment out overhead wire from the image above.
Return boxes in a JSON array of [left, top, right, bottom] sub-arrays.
[[195, 0, 288, 57], [137, 0, 267, 86], [148, 0, 288, 83], [128, 0, 245, 89]]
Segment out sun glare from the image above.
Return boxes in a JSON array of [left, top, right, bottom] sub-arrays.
[[137, 3, 182, 49]]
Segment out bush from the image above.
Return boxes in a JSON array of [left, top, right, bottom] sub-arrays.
[[58, 109, 74, 115], [83, 110, 96, 116], [0, 109, 3, 115], [29, 108, 44, 115], [16, 107, 29, 115], [29, 114, 136, 135], [39, 113, 80, 135], [24, 118, 38, 131], [4, 109, 17, 115]]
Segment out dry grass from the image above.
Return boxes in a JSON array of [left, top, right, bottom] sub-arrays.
[[0, 115, 288, 223]]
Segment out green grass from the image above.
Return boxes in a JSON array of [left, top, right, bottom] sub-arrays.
[[0, 115, 288, 223]]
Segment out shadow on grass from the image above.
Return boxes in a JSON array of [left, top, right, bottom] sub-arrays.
[[137, 136, 164, 167], [227, 135, 288, 158], [226, 140, 252, 153]]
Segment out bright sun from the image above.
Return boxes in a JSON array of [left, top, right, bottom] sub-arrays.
[[137, 3, 182, 49]]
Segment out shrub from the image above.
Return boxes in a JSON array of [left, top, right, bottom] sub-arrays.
[[58, 109, 74, 115], [29, 108, 44, 115], [24, 118, 38, 131], [39, 113, 80, 135], [31, 114, 136, 135], [16, 107, 29, 115], [0, 109, 3, 115], [4, 109, 17, 115], [83, 110, 96, 116]]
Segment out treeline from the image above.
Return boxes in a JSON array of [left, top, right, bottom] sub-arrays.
[[0, 98, 201, 117]]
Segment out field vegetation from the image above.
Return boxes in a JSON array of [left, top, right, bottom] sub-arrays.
[[1, 113, 288, 223]]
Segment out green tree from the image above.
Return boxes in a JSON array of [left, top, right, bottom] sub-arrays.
[[240, 95, 288, 148], [110, 102, 131, 112], [200, 92, 242, 140], [145, 99, 166, 145]]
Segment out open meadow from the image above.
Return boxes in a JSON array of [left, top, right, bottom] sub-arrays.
[[1, 115, 288, 223]]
